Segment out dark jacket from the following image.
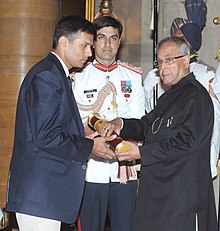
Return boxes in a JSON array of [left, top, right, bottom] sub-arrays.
[[121, 73, 217, 231], [6, 53, 93, 224]]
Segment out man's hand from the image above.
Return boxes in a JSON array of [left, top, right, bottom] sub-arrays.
[[115, 141, 141, 161], [84, 124, 94, 136], [91, 134, 117, 159], [99, 117, 122, 137]]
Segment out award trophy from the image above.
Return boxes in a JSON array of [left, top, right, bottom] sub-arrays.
[[87, 112, 130, 152]]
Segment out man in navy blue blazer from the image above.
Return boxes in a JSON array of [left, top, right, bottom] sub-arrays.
[[6, 15, 116, 231]]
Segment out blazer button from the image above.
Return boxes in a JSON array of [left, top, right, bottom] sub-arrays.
[[82, 164, 87, 170]]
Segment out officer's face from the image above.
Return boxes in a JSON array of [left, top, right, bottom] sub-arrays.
[[94, 26, 121, 65], [157, 41, 190, 87]]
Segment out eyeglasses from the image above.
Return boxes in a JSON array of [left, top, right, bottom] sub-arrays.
[[153, 54, 186, 68]]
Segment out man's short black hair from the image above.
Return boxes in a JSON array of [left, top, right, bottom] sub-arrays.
[[93, 16, 123, 39], [52, 15, 96, 49]]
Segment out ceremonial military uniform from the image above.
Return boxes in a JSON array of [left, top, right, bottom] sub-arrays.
[[73, 59, 145, 231]]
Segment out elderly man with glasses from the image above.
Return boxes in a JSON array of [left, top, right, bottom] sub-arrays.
[[144, 19, 220, 183], [100, 36, 218, 231]]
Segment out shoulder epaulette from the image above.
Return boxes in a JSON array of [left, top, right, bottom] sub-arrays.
[[117, 60, 143, 74], [196, 60, 216, 73]]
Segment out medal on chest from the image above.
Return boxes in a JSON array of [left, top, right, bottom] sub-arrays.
[[121, 80, 132, 102]]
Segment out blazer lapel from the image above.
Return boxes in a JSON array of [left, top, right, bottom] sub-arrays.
[[47, 53, 85, 136]]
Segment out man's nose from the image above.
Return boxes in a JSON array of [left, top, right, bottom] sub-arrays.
[[105, 38, 111, 46], [86, 46, 93, 57]]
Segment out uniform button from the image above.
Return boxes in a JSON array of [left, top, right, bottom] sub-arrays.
[[82, 165, 87, 170]]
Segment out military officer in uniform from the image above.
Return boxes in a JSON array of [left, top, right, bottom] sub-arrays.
[[72, 16, 145, 231]]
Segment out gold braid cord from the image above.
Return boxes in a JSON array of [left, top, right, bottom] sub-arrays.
[[76, 81, 117, 113]]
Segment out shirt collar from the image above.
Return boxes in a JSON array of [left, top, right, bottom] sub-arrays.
[[51, 51, 69, 77]]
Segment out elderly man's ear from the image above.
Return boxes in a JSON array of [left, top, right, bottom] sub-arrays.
[[184, 55, 190, 69]]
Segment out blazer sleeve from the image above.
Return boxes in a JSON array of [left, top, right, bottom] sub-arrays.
[[25, 70, 93, 163]]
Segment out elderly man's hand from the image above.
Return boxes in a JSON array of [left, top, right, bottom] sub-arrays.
[[115, 141, 141, 161], [100, 117, 123, 137]]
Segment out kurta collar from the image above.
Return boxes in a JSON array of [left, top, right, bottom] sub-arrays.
[[169, 72, 195, 91]]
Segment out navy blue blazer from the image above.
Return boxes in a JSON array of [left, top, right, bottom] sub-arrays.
[[6, 53, 93, 223]]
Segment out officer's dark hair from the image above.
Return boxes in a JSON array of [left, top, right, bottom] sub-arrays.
[[157, 36, 190, 55], [93, 16, 123, 39], [52, 15, 96, 49]]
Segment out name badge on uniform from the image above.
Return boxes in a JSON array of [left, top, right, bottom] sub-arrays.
[[84, 89, 97, 99]]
